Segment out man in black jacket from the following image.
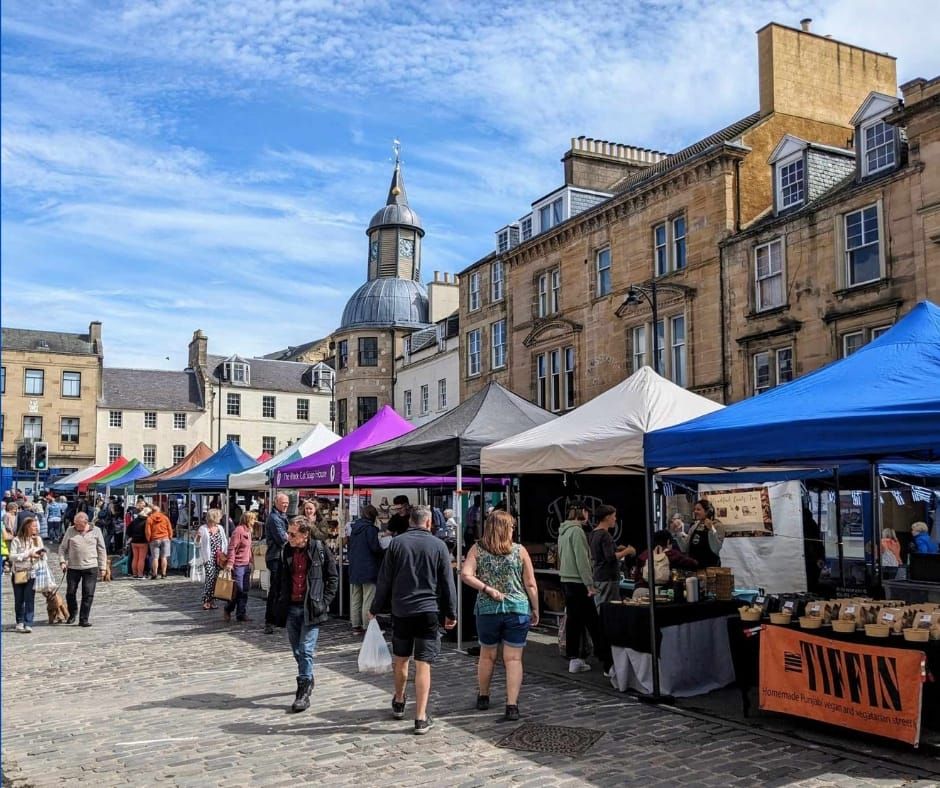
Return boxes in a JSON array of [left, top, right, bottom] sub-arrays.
[[272, 516, 338, 712], [370, 506, 457, 735], [263, 493, 290, 634]]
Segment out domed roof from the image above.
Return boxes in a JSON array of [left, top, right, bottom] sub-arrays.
[[340, 278, 430, 330], [368, 203, 423, 233]]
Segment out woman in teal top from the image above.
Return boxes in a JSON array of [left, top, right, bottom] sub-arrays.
[[461, 510, 539, 721]]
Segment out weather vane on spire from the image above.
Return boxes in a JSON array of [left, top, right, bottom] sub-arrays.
[[393, 138, 401, 165]]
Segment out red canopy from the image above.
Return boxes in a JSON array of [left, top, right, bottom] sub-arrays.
[[256, 452, 273, 462], [78, 457, 128, 493]]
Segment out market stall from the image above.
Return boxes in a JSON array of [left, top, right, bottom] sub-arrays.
[[643, 300, 940, 739], [228, 423, 339, 491], [77, 456, 129, 494], [50, 464, 105, 493]]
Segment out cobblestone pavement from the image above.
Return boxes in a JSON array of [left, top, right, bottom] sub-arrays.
[[2, 573, 939, 787]]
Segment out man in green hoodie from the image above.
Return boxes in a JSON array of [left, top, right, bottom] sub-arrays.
[[557, 505, 613, 675]]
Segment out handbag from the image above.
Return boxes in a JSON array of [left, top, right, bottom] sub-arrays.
[[213, 568, 236, 601], [13, 569, 30, 585]]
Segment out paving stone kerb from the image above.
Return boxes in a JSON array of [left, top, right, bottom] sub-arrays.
[[2, 574, 938, 787]]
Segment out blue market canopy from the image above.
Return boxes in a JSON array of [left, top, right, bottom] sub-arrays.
[[645, 301, 940, 470], [156, 440, 257, 492]]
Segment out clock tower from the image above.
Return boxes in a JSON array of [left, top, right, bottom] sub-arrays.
[[365, 144, 424, 281]]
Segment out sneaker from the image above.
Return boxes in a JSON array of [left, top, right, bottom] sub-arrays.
[[568, 658, 591, 673], [79, 622, 92, 628], [14, 623, 25, 633], [504, 704, 520, 722], [414, 716, 433, 735], [391, 696, 406, 720], [23, 626, 32, 634], [66, 615, 77, 625], [476, 695, 490, 711]]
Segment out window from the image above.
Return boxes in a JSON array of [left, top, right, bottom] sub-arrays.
[[337, 340, 348, 369], [24, 416, 42, 439], [262, 436, 276, 454], [337, 399, 348, 435], [595, 247, 612, 296], [497, 230, 510, 254], [357, 396, 377, 427], [467, 329, 482, 376], [109, 410, 122, 428], [551, 269, 560, 313], [537, 273, 549, 317], [842, 326, 890, 356], [469, 272, 481, 311], [654, 320, 665, 375], [755, 239, 785, 311], [173, 445, 186, 463], [672, 216, 687, 271], [491, 261, 504, 302], [62, 371, 81, 398], [538, 197, 563, 232], [438, 378, 447, 409], [312, 367, 333, 389], [227, 393, 241, 416], [296, 398, 309, 421], [262, 396, 276, 419], [173, 413, 186, 430], [845, 204, 881, 286], [61, 417, 79, 444], [226, 434, 240, 446], [108, 443, 122, 463], [520, 216, 532, 241], [143, 444, 156, 467], [862, 120, 896, 176], [632, 325, 647, 373], [358, 337, 378, 366], [144, 411, 157, 429], [653, 216, 687, 276], [1, 366, 4, 393], [778, 156, 805, 209], [420, 384, 429, 415], [24, 369, 44, 395], [871, 325, 891, 341], [564, 347, 576, 409], [536, 354, 547, 408], [231, 362, 248, 383], [491, 319, 507, 369], [753, 347, 794, 394], [550, 350, 562, 412], [404, 390, 413, 418], [671, 316, 687, 388]]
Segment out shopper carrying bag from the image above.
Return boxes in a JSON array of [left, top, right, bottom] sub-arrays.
[[358, 618, 393, 674]]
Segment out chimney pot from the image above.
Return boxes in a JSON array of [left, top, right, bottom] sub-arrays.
[[800, 18, 812, 32]]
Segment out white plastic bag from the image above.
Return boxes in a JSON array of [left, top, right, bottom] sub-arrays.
[[358, 619, 392, 674], [189, 558, 205, 584]]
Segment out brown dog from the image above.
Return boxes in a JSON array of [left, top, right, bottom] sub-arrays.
[[101, 558, 112, 582], [44, 590, 69, 624]]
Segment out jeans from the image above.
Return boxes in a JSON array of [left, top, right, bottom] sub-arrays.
[[224, 565, 251, 620], [265, 558, 281, 626], [562, 581, 612, 671], [349, 582, 376, 629], [66, 568, 98, 624], [48, 520, 62, 541], [12, 576, 36, 625], [286, 604, 321, 680]]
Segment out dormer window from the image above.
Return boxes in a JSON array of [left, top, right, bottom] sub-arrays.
[[778, 155, 805, 209], [538, 197, 564, 232], [520, 215, 533, 241], [311, 365, 333, 390], [222, 357, 250, 386], [861, 119, 896, 176]]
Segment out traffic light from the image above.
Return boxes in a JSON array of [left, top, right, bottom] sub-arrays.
[[32, 442, 49, 471], [16, 444, 30, 471]]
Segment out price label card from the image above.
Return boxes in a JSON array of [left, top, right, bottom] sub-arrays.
[[783, 601, 795, 612], [883, 612, 895, 622], [919, 614, 932, 628], [844, 605, 856, 615], [755, 596, 765, 606]]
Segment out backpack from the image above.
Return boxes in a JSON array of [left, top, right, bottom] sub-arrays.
[[641, 547, 672, 585], [431, 507, 445, 535]]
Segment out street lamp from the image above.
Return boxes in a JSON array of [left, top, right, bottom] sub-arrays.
[[615, 281, 691, 376]]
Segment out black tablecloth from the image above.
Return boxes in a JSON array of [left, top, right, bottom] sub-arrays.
[[727, 619, 940, 730], [600, 600, 742, 654]]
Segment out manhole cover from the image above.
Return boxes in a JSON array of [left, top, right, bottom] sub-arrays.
[[496, 722, 604, 756]]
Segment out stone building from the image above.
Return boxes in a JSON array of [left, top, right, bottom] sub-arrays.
[[332, 154, 459, 435], [394, 306, 460, 427], [0, 323, 103, 477], [459, 20, 897, 409], [722, 76, 940, 401]]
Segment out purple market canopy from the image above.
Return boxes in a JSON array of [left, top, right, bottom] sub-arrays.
[[275, 406, 414, 488]]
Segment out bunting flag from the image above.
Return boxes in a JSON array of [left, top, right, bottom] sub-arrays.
[[891, 489, 906, 506], [662, 481, 676, 497], [851, 491, 862, 506], [911, 486, 935, 503]]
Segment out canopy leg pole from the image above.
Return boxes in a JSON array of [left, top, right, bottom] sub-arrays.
[[456, 464, 464, 655], [338, 484, 344, 618], [869, 462, 882, 595], [639, 468, 672, 705], [833, 468, 846, 594]]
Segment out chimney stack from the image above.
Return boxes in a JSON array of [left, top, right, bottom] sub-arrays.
[[800, 18, 812, 32], [189, 329, 208, 373]]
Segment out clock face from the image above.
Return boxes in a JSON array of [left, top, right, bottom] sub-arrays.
[[370, 240, 379, 261], [399, 238, 414, 258]]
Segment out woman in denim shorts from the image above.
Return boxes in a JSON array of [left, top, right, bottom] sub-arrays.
[[460, 510, 539, 721]]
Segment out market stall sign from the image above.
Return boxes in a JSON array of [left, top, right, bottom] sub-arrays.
[[759, 626, 924, 745], [703, 486, 773, 537]]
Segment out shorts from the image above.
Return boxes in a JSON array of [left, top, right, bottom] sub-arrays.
[[476, 613, 531, 648], [149, 539, 171, 559], [391, 612, 441, 663]]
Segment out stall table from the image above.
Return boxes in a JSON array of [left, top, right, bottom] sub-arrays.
[[600, 600, 740, 697]]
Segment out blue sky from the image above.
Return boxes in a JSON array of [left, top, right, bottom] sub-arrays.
[[2, 0, 937, 369]]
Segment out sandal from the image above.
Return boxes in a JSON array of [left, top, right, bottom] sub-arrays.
[[203, 603, 212, 610]]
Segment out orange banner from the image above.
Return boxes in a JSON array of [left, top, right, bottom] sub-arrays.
[[759, 626, 924, 745]]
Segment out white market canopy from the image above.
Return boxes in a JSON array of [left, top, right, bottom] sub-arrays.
[[50, 464, 106, 491], [480, 367, 723, 475], [227, 423, 340, 490]]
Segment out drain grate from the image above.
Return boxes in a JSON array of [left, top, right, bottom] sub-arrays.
[[496, 722, 604, 756]]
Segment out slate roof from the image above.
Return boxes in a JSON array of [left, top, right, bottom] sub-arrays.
[[2, 327, 99, 356], [263, 337, 328, 361], [101, 368, 203, 411], [339, 278, 430, 330], [207, 355, 321, 394]]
